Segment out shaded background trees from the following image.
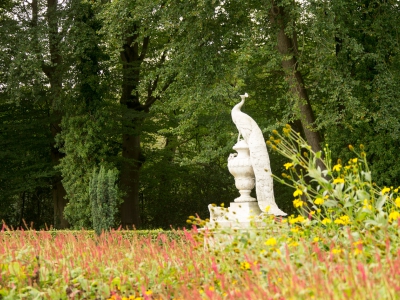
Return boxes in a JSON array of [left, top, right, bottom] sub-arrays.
[[1, 0, 399, 229]]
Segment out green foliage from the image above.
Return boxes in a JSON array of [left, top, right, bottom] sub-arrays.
[[268, 124, 400, 234], [89, 166, 121, 236]]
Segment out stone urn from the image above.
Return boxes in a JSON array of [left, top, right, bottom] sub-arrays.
[[228, 140, 256, 202]]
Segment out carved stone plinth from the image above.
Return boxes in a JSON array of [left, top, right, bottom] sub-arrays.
[[207, 202, 262, 229]]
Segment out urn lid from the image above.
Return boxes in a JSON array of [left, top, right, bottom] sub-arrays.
[[232, 139, 249, 151]]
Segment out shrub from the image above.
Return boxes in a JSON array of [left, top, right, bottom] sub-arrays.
[[89, 166, 121, 236]]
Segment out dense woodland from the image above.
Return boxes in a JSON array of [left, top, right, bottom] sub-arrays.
[[1, 0, 399, 229]]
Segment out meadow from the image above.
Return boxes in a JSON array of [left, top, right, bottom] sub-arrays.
[[1, 126, 400, 299]]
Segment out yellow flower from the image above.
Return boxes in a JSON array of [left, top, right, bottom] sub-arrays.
[[395, 197, 400, 208], [209, 286, 215, 291], [389, 211, 400, 222], [284, 162, 294, 169], [332, 164, 342, 172], [381, 187, 391, 195], [293, 199, 303, 208], [291, 227, 300, 233], [275, 248, 282, 255], [240, 261, 251, 270], [265, 238, 277, 246], [288, 241, 299, 247], [314, 198, 324, 205], [289, 215, 305, 224], [353, 240, 363, 246], [293, 189, 303, 197], [297, 215, 305, 222], [363, 199, 372, 210], [354, 248, 363, 256], [333, 178, 345, 184], [145, 290, 153, 296], [321, 218, 332, 225], [334, 215, 351, 225], [332, 248, 342, 254], [313, 237, 319, 242], [352, 158, 358, 164]]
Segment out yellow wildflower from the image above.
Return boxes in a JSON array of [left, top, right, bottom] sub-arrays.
[[321, 218, 332, 225], [333, 178, 345, 184], [293, 199, 304, 208], [265, 238, 277, 246], [293, 189, 303, 197], [291, 227, 300, 233], [348, 145, 354, 151], [395, 197, 400, 208], [297, 215, 305, 222], [354, 248, 363, 256], [289, 215, 305, 224], [333, 164, 342, 172], [209, 286, 215, 291], [381, 187, 391, 195], [313, 237, 319, 242], [240, 261, 251, 270], [363, 199, 372, 210], [314, 198, 324, 205], [353, 240, 363, 246], [332, 248, 342, 254], [284, 162, 294, 169], [334, 215, 351, 225], [352, 158, 358, 164], [288, 241, 299, 247], [145, 291, 153, 296], [389, 211, 400, 223]]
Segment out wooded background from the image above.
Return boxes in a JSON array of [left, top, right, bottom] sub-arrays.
[[1, 0, 399, 229]]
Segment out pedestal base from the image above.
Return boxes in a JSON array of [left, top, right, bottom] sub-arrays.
[[207, 202, 263, 229]]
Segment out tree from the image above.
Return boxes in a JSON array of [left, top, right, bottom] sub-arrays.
[[90, 166, 121, 236]]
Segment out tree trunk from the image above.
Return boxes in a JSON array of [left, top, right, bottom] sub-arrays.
[[270, 4, 323, 154], [44, 0, 69, 228], [120, 134, 142, 228], [119, 30, 149, 229]]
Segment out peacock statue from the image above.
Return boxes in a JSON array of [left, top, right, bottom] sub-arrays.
[[231, 93, 287, 216]]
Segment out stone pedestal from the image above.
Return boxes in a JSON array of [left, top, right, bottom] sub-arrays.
[[207, 202, 263, 229]]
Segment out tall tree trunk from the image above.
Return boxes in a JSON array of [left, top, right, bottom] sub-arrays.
[[120, 134, 142, 228], [270, 4, 323, 154], [119, 30, 149, 229], [43, 0, 69, 228]]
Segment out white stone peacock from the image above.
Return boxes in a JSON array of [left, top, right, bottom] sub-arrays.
[[231, 93, 287, 216]]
